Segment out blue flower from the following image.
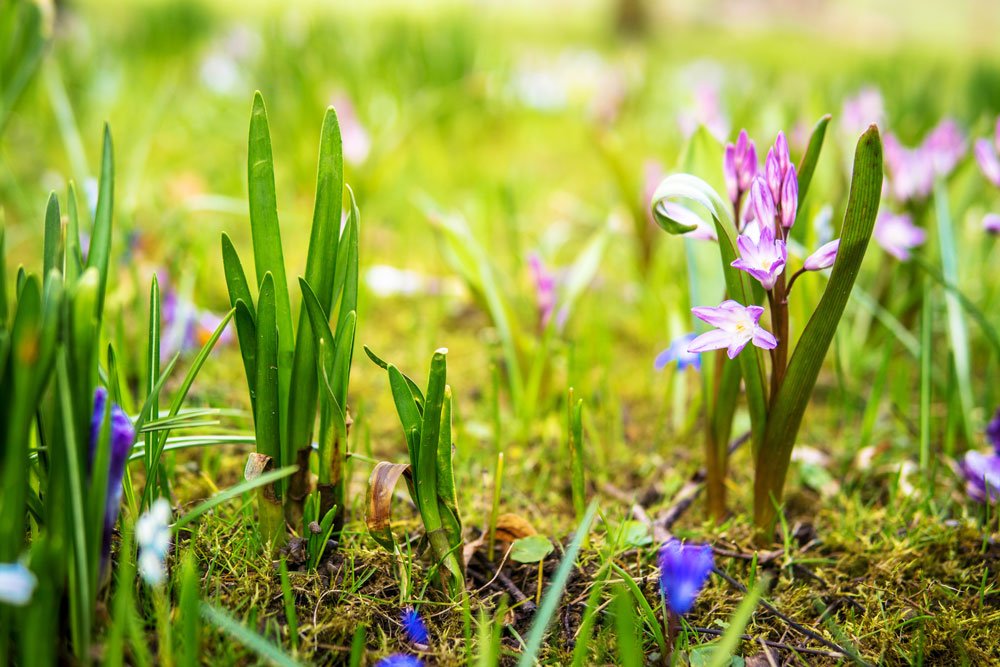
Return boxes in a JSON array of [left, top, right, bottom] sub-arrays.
[[375, 655, 423, 667], [0, 562, 37, 607], [658, 538, 714, 615], [401, 607, 429, 646], [654, 333, 701, 371], [987, 407, 1000, 454], [90, 387, 136, 567]]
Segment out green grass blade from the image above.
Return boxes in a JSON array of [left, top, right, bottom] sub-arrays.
[[364, 345, 425, 408], [755, 125, 883, 531], [305, 105, 344, 310], [612, 584, 642, 667], [707, 576, 766, 667], [221, 233, 256, 318], [173, 465, 297, 530], [85, 124, 114, 316], [200, 603, 302, 667], [43, 192, 62, 282], [247, 92, 293, 463], [932, 180, 974, 446], [254, 274, 281, 465], [609, 563, 667, 658], [517, 500, 598, 667], [233, 300, 258, 415], [796, 114, 831, 209]]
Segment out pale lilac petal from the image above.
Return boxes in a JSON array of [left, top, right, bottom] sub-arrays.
[[975, 138, 1000, 187], [765, 148, 782, 204], [745, 305, 765, 323], [691, 304, 740, 329], [726, 337, 750, 359], [688, 329, 734, 353], [749, 178, 775, 233], [780, 164, 798, 229], [804, 239, 840, 271], [752, 327, 778, 350]]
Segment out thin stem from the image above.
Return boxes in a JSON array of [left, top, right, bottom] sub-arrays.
[[784, 267, 806, 296]]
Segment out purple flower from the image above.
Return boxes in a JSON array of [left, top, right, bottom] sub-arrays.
[[375, 656, 423, 667], [974, 138, 1000, 188], [841, 87, 885, 138], [528, 253, 558, 329], [160, 277, 234, 362], [402, 607, 429, 647], [658, 539, 714, 616], [90, 387, 135, 566], [985, 214, 1000, 235], [987, 408, 1000, 454], [688, 300, 778, 359], [723, 130, 757, 207], [748, 176, 776, 233], [765, 146, 783, 205], [803, 239, 840, 271], [960, 450, 1000, 503], [731, 222, 787, 290], [883, 134, 934, 204], [874, 212, 926, 261], [780, 164, 798, 229], [654, 334, 701, 372], [924, 118, 965, 178]]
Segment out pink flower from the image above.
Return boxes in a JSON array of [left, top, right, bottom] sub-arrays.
[[528, 253, 557, 329], [924, 118, 965, 178], [874, 212, 926, 261], [841, 87, 885, 138], [731, 222, 786, 290], [883, 134, 934, 203], [803, 239, 840, 271], [688, 300, 778, 359], [748, 176, 776, 234], [331, 94, 371, 166], [723, 130, 757, 207]]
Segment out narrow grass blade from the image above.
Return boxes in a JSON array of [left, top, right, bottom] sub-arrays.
[[796, 115, 831, 209], [42, 192, 62, 282], [85, 125, 114, 315], [517, 500, 598, 667], [706, 576, 766, 667], [200, 603, 302, 667], [174, 465, 297, 530]]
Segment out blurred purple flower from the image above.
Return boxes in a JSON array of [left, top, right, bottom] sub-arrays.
[[375, 656, 423, 667], [987, 408, 1000, 453], [985, 213, 1000, 234], [974, 137, 1000, 188], [402, 607, 429, 646], [658, 539, 714, 616], [160, 282, 234, 362], [803, 239, 840, 271], [678, 82, 728, 142], [883, 134, 934, 204], [841, 87, 885, 138], [961, 450, 1000, 503], [924, 118, 966, 178], [528, 253, 558, 329], [654, 334, 701, 372], [723, 130, 757, 208], [874, 212, 926, 261], [331, 94, 371, 166], [90, 387, 135, 567], [688, 300, 777, 359], [731, 221, 786, 290]]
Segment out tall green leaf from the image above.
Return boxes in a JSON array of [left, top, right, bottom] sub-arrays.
[[85, 125, 114, 316], [754, 125, 883, 531]]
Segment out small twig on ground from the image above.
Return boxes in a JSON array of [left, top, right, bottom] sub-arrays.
[[711, 566, 872, 667], [471, 552, 537, 612], [687, 626, 843, 660]]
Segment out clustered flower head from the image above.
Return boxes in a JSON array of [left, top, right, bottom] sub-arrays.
[[874, 212, 926, 261], [658, 538, 714, 616], [723, 129, 757, 208], [760, 131, 798, 230], [0, 562, 37, 607], [136, 499, 172, 586], [960, 409, 1000, 504], [654, 333, 701, 372], [688, 300, 777, 359], [974, 117, 1000, 234], [90, 387, 136, 568]]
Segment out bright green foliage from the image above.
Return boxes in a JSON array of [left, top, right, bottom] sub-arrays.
[[221, 92, 359, 548], [365, 347, 465, 597]]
